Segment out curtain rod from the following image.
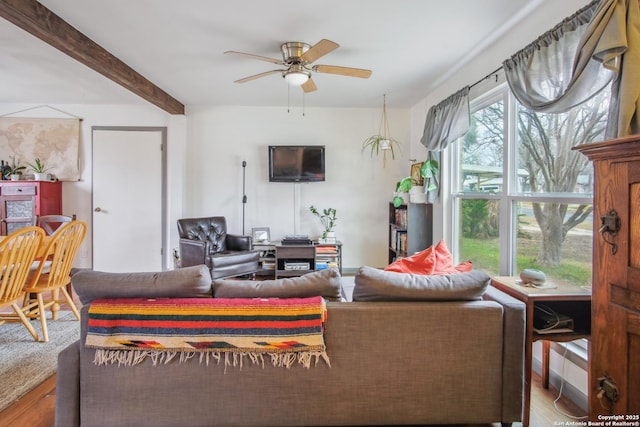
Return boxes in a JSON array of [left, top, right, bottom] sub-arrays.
[[469, 66, 504, 90]]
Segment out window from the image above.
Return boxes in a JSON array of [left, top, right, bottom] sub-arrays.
[[451, 79, 609, 285]]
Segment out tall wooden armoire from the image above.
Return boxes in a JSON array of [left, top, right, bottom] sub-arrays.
[[576, 136, 640, 417]]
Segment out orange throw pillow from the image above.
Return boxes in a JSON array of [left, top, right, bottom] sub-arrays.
[[384, 245, 436, 274], [384, 240, 472, 275], [454, 260, 473, 273]]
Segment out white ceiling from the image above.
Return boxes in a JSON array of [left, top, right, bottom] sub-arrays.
[[0, 0, 545, 110]]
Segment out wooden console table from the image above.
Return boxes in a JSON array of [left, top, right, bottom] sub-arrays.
[[491, 276, 591, 427], [253, 241, 342, 278]]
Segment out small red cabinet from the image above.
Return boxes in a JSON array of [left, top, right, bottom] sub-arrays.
[[0, 181, 62, 235]]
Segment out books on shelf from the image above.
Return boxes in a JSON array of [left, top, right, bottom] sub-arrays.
[[398, 232, 407, 254], [261, 262, 276, 270], [315, 245, 337, 254], [390, 228, 407, 255], [393, 208, 408, 228], [314, 243, 339, 271], [316, 261, 338, 270]]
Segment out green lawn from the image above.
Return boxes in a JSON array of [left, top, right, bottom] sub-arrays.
[[460, 237, 592, 286]]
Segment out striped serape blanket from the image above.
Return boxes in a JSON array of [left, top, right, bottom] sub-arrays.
[[85, 296, 329, 369]]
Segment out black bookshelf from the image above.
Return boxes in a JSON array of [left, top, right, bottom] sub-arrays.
[[388, 203, 433, 263]]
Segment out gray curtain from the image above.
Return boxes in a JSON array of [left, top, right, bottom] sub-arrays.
[[591, 0, 640, 137], [419, 86, 470, 203], [503, 1, 611, 112], [420, 86, 470, 151], [504, 0, 640, 138]]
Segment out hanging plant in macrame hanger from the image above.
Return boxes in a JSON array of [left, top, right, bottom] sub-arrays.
[[362, 94, 401, 168]]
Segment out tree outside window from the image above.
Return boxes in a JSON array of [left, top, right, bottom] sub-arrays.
[[454, 84, 609, 285]]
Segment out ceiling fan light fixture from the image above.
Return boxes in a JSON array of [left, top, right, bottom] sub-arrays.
[[284, 70, 310, 86]]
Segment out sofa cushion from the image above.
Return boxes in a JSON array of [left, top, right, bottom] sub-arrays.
[[385, 239, 472, 275], [353, 266, 489, 301], [72, 265, 213, 305], [212, 268, 343, 301]]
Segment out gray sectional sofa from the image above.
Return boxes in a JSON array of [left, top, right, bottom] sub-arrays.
[[56, 265, 525, 427]]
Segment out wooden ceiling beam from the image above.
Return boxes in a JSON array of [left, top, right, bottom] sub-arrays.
[[0, 0, 185, 115]]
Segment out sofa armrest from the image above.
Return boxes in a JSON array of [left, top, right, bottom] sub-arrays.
[[483, 286, 525, 424], [226, 234, 252, 251], [179, 238, 208, 267], [55, 341, 81, 427]]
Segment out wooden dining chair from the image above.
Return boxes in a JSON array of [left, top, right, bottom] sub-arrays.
[[22, 220, 86, 342], [34, 214, 76, 294], [0, 226, 45, 341]]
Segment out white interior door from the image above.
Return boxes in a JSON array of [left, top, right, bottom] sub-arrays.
[[92, 128, 164, 272]]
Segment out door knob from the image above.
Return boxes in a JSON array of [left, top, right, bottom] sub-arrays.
[[94, 207, 102, 212]]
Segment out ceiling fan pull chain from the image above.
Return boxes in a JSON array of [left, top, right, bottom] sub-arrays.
[[287, 84, 291, 113]]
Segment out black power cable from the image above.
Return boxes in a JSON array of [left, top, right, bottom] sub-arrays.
[[242, 160, 247, 235]]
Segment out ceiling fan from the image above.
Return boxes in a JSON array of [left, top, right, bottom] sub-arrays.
[[224, 39, 372, 93]]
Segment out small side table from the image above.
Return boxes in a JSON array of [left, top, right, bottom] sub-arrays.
[[491, 276, 591, 427]]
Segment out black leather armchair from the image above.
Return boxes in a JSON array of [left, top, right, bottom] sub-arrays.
[[177, 216, 259, 280]]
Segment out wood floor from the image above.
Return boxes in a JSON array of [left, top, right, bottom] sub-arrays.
[[0, 370, 587, 427]]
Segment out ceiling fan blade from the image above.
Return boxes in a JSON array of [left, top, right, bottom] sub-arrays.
[[302, 78, 318, 93], [224, 51, 283, 65], [313, 65, 372, 79], [300, 39, 339, 63], [234, 70, 283, 83]]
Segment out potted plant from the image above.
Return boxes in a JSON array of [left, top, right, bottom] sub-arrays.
[[409, 181, 426, 203], [393, 177, 412, 207], [309, 205, 337, 243], [420, 158, 439, 194], [27, 158, 50, 181], [362, 135, 400, 168], [393, 158, 439, 207], [362, 94, 401, 168], [3, 156, 26, 180]]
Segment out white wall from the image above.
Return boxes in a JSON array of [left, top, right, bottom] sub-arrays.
[[0, 102, 184, 269], [185, 105, 410, 270], [0, 101, 408, 271]]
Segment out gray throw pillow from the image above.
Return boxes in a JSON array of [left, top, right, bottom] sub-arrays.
[[353, 266, 489, 302], [72, 265, 213, 305], [212, 268, 343, 301]]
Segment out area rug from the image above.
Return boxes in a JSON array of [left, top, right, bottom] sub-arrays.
[[0, 311, 80, 412]]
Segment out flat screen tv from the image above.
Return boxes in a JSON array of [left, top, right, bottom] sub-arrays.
[[268, 145, 325, 182]]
